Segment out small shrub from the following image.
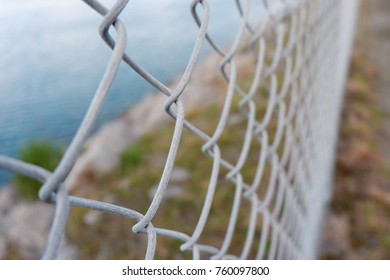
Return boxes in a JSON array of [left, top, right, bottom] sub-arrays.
[[120, 147, 144, 170], [13, 140, 63, 200]]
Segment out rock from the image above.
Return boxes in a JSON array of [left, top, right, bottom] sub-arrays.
[[170, 168, 190, 183], [148, 185, 183, 201], [147, 168, 189, 201], [0, 186, 14, 259], [3, 203, 54, 259], [0, 234, 7, 259], [0, 185, 80, 259], [83, 210, 103, 227], [0, 186, 18, 216], [320, 213, 350, 259], [56, 240, 79, 260], [122, 93, 170, 135], [65, 120, 138, 192], [103, 195, 116, 204], [64, 52, 224, 194], [118, 178, 131, 190], [227, 113, 243, 126]]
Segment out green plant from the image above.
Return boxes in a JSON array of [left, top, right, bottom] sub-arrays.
[[120, 147, 144, 171], [13, 140, 63, 200]]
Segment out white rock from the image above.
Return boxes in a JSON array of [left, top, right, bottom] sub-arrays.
[[83, 210, 103, 227], [0, 186, 17, 216], [56, 240, 79, 260], [0, 234, 7, 259], [3, 203, 53, 259], [148, 185, 183, 201], [64, 52, 225, 194], [123, 93, 170, 135], [65, 120, 138, 192], [170, 168, 190, 183]]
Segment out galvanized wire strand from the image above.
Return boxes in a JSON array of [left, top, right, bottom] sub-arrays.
[[132, 101, 184, 233], [39, 0, 129, 202], [0, 0, 359, 259], [68, 196, 158, 260], [42, 186, 69, 260], [180, 145, 221, 251], [0, 155, 69, 259]]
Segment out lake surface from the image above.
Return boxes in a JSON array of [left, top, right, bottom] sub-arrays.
[[0, 0, 263, 185]]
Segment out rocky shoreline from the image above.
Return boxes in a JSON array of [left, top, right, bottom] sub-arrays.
[[0, 186, 78, 259], [64, 52, 228, 193], [0, 50, 247, 259]]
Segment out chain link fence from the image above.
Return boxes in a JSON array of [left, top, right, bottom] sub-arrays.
[[0, 0, 359, 259]]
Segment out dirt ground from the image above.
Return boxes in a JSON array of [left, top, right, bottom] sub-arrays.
[[366, 0, 390, 174], [320, 0, 390, 259]]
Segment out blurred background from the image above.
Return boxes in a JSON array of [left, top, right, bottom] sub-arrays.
[[320, 0, 390, 259], [0, 0, 389, 259], [0, 0, 257, 185]]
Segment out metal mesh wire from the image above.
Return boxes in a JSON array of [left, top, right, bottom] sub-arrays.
[[0, 0, 359, 259]]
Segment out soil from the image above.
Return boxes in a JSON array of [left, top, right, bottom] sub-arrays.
[[366, 0, 390, 177], [320, 0, 390, 259]]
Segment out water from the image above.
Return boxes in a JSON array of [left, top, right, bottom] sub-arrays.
[[0, 0, 263, 185]]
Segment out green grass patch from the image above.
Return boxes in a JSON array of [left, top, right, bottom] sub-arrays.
[[120, 147, 144, 171], [13, 139, 63, 200]]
